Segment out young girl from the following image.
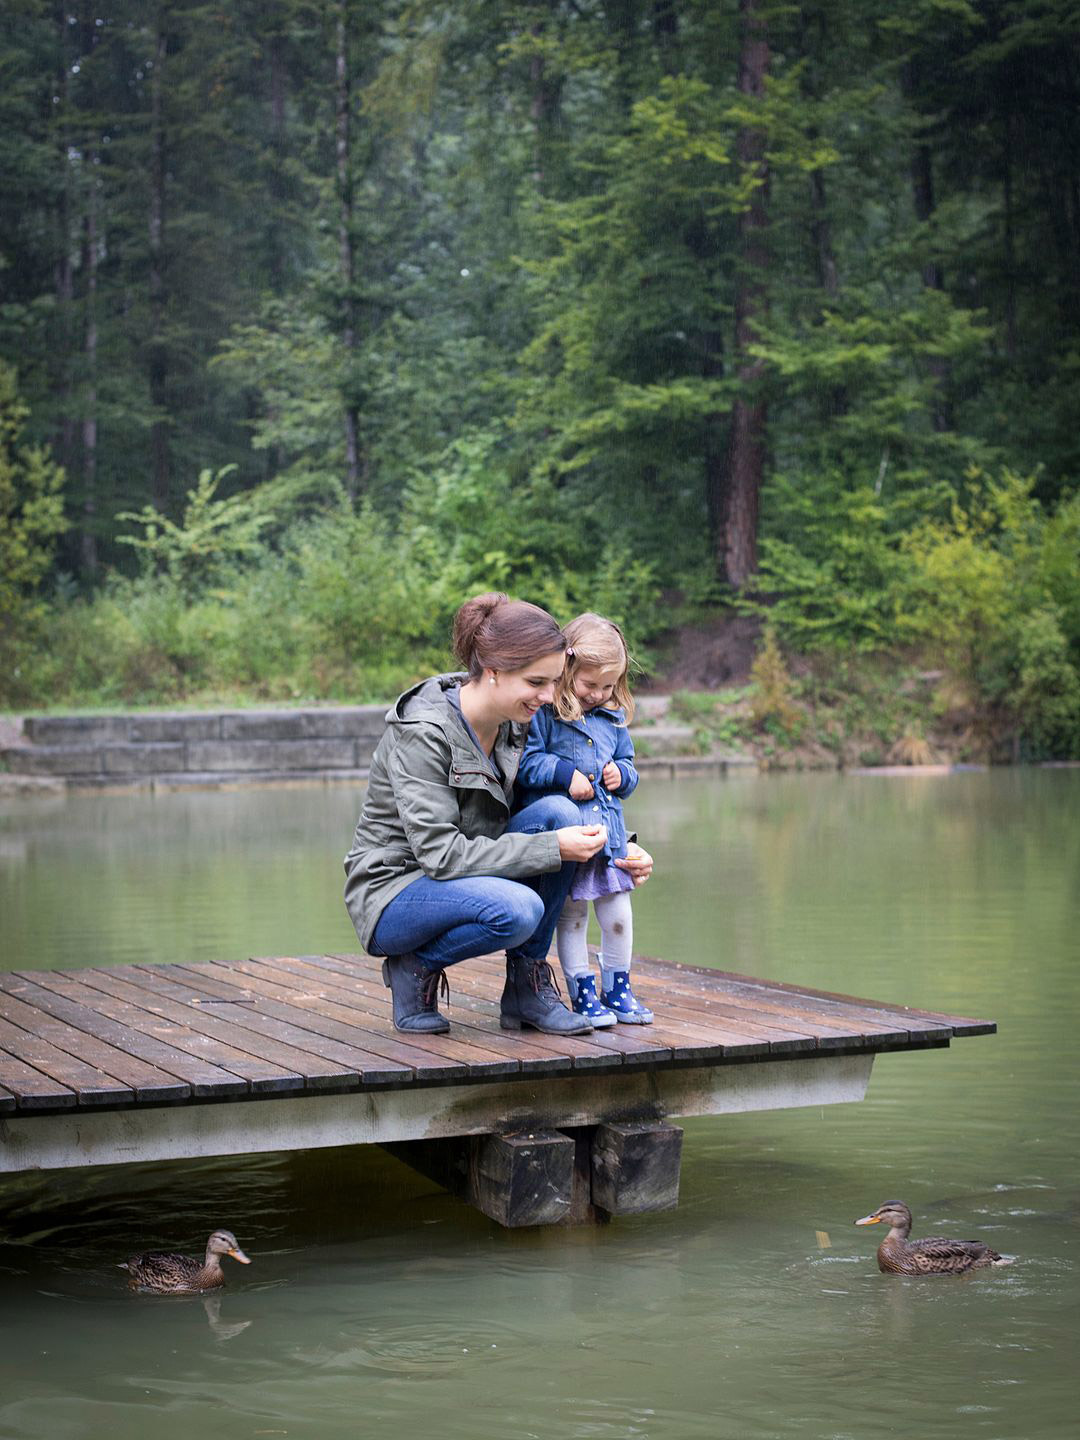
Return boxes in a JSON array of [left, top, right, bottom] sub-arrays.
[[516, 613, 654, 1026]]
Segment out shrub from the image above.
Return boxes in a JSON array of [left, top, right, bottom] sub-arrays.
[[1014, 605, 1080, 758], [743, 475, 918, 653], [750, 626, 802, 740], [117, 465, 273, 598], [0, 364, 67, 704]]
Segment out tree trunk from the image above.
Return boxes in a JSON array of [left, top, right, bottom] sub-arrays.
[[80, 150, 99, 577], [808, 165, 847, 418], [715, 0, 768, 591], [54, 3, 77, 490], [1002, 104, 1017, 359], [77, 2, 99, 576], [268, 25, 288, 293], [904, 60, 951, 431], [808, 167, 838, 298], [336, 3, 360, 497], [149, 10, 169, 511], [529, 5, 561, 189]]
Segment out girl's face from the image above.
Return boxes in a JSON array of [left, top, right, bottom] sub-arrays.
[[486, 650, 566, 725], [571, 661, 623, 710]]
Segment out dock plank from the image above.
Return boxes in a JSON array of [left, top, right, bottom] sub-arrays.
[[281, 954, 634, 1073], [642, 957, 995, 1036], [232, 956, 521, 1078], [321, 950, 683, 1066], [451, 955, 762, 1060], [114, 966, 361, 1091], [0, 1045, 77, 1110], [72, 968, 307, 1093], [202, 959, 471, 1081], [0, 949, 995, 1119], [12, 970, 250, 1097], [624, 969, 916, 1048], [0, 1013, 128, 1106], [0, 980, 188, 1103], [397, 960, 674, 1068], [628, 958, 951, 1043], [147, 963, 413, 1086]]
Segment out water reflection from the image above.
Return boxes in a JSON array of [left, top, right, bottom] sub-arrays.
[[1, 772, 1078, 1439]]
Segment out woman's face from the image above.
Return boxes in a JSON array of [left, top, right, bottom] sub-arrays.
[[486, 650, 566, 724], [571, 661, 622, 710]]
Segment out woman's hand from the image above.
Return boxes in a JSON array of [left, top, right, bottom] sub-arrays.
[[601, 761, 622, 791], [556, 824, 608, 862], [614, 841, 654, 887], [568, 769, 595, 800]]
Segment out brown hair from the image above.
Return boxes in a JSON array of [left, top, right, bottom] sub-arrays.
[[553, 613, 636, 724], [452, 592, 566, 680]]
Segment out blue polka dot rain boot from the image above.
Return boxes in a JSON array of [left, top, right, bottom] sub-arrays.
[[600, 969, 654, 1024], [568, 973, 617, 1028]]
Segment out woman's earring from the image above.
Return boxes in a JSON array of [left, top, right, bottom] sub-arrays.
[[489, 677, 496, 685]]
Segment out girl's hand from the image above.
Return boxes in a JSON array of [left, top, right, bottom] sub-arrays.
[[569, 769, 595, 800], [601, 761, 622, 791], [614, 842, 653, 887], [556, 825, 607, 862]]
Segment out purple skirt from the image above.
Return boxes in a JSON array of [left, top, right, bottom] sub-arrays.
[[570, 854, 636, 902]]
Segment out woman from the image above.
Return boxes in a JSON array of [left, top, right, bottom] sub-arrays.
[[343, 592, 653, 1036]]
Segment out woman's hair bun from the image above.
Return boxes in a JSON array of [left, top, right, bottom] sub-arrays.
[[452, 592, 564, 679], [452, 592, 508, 669]]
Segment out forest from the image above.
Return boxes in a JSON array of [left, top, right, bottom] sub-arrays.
[[1, 1, 1079, 761]]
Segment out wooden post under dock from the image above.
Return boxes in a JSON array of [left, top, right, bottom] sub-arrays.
[[0, 952, 995, 1227]]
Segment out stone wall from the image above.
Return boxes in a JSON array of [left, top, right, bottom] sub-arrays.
[[0, 706, 387, 789]]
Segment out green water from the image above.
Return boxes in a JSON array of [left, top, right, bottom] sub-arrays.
[[1, 771, 1077, 1440]]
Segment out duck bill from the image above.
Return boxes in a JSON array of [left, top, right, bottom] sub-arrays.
[[228, 1247, 252, 1264], [854, 1214, 883, 1226]]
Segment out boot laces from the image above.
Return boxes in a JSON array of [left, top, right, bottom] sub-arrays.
[[527, 959, 563, 999], [421, 967, 450, 1010]]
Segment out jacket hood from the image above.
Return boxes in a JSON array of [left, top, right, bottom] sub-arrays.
[[386, 672, 468, 726]]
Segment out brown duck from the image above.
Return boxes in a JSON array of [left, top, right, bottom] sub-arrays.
[[120, 1229, 251, 1294], [855, 1200, 1013, 1275]]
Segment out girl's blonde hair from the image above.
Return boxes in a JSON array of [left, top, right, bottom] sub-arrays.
[[553, 613, 636, 724]]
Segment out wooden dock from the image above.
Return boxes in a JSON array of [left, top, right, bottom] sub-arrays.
[[0, 953, 994, 1225]]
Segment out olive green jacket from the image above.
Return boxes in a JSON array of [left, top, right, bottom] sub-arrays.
[[343, 673, 562, 952]]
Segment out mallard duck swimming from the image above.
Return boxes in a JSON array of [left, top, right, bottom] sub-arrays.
[[855, 1200, 1012, 1275], [120, 1229, 251, 1294]]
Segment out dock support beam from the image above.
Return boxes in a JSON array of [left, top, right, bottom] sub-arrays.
[[384, 1131, 575, 1227], [0, 1055, 876, 1176], [384, 1119, 684, 1228], [591, 1120, 684, 1216]]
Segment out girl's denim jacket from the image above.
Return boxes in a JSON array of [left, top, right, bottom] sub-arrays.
[[515, 703, 638, 860]]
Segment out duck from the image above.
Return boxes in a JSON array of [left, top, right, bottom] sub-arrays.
[[854, 1200, 1013, 1275], [119, 1229, 251, 1294]]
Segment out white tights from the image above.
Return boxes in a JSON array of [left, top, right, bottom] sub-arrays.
[[556, 891, 633, 980]]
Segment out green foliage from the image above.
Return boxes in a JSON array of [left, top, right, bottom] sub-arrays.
[[2, 0, 1080, 750], [744, 476, 919, 652], [896, 472, 1080, 756], [400, 432, 662, 654], [749, 626, 803, 743], [1013, 606, 1080, 759], [0, 362, 67, 699], [117, 467, 274, 597], [669, 689, 752, 752]]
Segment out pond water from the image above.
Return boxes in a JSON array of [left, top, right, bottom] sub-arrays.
[[1, 770, 1077, 1440]]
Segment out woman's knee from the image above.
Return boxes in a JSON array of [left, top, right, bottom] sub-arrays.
[[515, 794, 581, 830], [484, 885, 544, 947]]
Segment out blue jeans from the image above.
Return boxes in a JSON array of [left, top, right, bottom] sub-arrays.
[[370, 794, 580, 972]]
